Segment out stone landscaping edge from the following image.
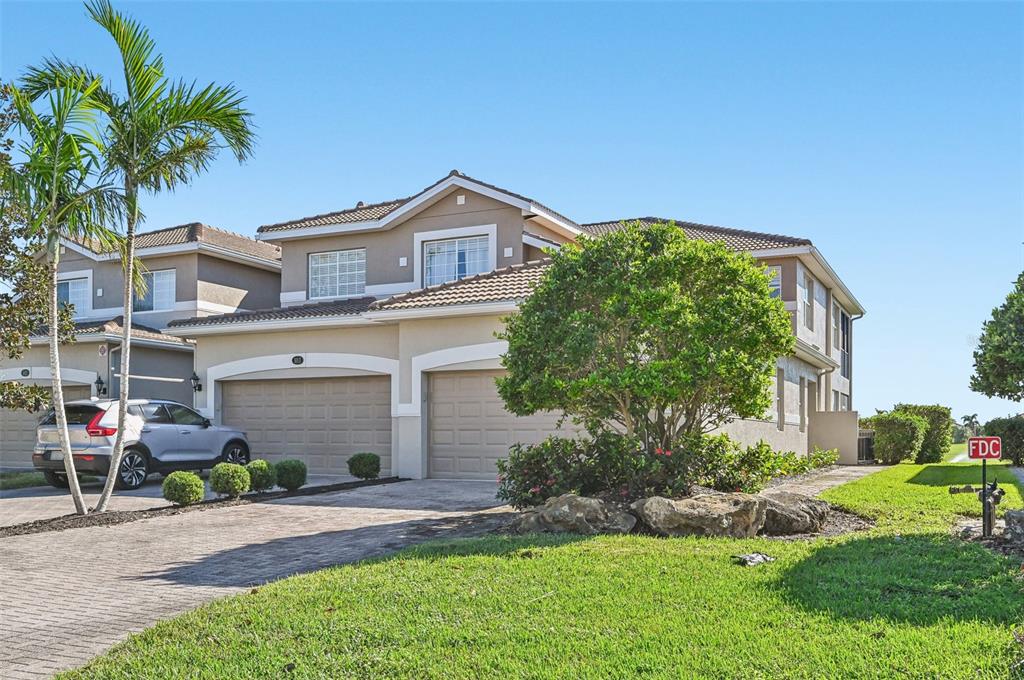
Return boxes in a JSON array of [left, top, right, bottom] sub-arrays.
[[0, 476, 406, 538]]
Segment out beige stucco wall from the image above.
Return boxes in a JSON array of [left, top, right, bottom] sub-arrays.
[[715, 418, 808, 455], [0, 342, 111, 389], [809, 410, 861, 464], [396, 315, 505, 402], [197, 255, 281, 312], [278, 188, 530, 297]]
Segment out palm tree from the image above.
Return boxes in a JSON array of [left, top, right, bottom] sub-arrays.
[[4, 78, 122, 514], [24, 0, 255, 511], [961, 414, 980, 437]]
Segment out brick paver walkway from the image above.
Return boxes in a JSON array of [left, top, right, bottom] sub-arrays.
[[0, 480, 507, 679]]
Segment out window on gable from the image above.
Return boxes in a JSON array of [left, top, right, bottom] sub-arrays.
[[766, 266, 781, 298], [309, 249, 366, 299], [424, 235, 489, 287], [57, 277, 89, 315], [134, 270, 176, 312]]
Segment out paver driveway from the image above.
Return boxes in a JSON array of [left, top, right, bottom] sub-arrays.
[[0, 480, 507, 679]]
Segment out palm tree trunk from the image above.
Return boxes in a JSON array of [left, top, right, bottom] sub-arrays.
[[94, 197, 136, 512], [50, 259, 88, 515]]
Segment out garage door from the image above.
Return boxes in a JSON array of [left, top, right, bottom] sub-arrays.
[[0, 386, 92, 469], [428, 370, 572, 480], [221, 376, 392, 476]]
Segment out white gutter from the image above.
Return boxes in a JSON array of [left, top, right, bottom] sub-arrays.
[[55, 238, 281, 271], [164, 315, 380, 337], [30, 333, 194, 351], [748, 245, 865, 316], [794, 338, 840, 370], [363, 301, 520, 321]]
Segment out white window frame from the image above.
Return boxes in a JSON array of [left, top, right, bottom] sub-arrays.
[[802, 271, 814, 330], [307, 248, 367, 300], [832, 301, 841, 348], [413, 225, 497, 290], [423, 235, 491, 287], [56, 269, 93, 318], [766, 265, 781, 298], [133, 269, 176, 313]]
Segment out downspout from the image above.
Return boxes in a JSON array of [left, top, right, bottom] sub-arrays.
[[849, 313, 864, 408]]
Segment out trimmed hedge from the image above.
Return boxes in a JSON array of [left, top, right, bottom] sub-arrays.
[[983, 416, 1024, 465], [893, 404, 953, 463], [872, 411, 928, 464], [275, 459, 308, 491], [162, 471, 205, 506], [246, 459, 277, 492], [210, 462, 250, 498], [347, 452, 381, 480]]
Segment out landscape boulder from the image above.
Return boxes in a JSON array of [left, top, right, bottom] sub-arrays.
[[630, 493, 767, 538], [759, 490, 830, 535], [1006, 509, 1024, 543], [511, 494, 637, 535]]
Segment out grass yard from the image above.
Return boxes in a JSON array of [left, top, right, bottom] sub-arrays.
[[0, 470, 97, 491], [945, 442, 968, 461], [63, 463, 1024, 680]]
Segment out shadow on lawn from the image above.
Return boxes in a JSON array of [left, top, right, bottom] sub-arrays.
[[779, 533, 1022, 626], [907, 463, 1017, 488], [138, 511, 584, 589]]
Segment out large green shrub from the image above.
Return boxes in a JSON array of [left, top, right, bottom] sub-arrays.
[[893, 404, 953, 463], [210, 462, 250, 498], [347, 452, 381, 480], [161, 471, 205, 506], [245, 459, 277, 492], [983, 416, 1024, 465], [871, 411, 927, 464], [275, 459, 308, 491]]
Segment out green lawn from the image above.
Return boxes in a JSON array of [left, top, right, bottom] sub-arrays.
[[0, 470, 97, 491], [63, 462, 1024, 680], [944, 441, 968, 461]]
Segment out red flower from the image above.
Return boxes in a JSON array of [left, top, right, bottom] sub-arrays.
[[664, 450, 672, 457], [530, 485, 542, 494], [655, 447, 663, 456]]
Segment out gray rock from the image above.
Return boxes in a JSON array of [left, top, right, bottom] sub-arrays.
[[630, 493, 767, 538], [1006, 509, 1024, 543], [510, 494, 637, 535], [733, 552, 775, 567], [759, 490, 830, 535]]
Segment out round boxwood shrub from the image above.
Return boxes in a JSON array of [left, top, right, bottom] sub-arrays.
[[210, 462, 250, 498], [893, 403, 953, 463], [275, 459, 307, 491], [245, 459, 277, 492], [162, 471, 205, 506], [872, 411, 928, 465], [347, 452, 381, 480]]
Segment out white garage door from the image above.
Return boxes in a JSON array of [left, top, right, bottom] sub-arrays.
[[428, 370, 572, 480], [221, 376, 392, 476], [0, 386, 92, 469]]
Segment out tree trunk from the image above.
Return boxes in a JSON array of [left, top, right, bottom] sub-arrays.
[[49, 258, 88, 515], [94, 198, 136, 512]]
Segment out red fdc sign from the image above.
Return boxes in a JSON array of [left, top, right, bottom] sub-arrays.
[[967, 436, 1002, 460]]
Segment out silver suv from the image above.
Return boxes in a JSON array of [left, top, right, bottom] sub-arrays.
[[33, 399, 250, 490]]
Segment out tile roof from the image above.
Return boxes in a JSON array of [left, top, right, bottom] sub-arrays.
[[166, 297, 376, 329], [33, 317, 193, 346], [72, 223, 281, 263], [257, 170, 580, 234], [371, 261, 551, 311], [580, 217, 811, 251]]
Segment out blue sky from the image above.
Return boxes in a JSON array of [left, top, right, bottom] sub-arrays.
[[2, 1, 1022, 422]]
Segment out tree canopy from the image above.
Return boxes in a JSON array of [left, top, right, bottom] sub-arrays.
[[971, 271, 1024, 402], [497, 221, 795, 450]]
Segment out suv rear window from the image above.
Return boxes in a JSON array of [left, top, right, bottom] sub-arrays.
[[40, 405, 103, 425]]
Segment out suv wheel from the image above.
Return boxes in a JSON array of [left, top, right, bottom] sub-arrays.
[[222, 442, 250, 465], [115, 449, 149, 490], [43, 470, 69, 489]]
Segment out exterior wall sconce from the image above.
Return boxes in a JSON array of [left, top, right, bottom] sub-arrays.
[[190, 371, 203, 393], [94, 376, 107, 397]]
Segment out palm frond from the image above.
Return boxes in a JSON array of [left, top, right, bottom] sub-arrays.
[[85, 0, 165, 112]]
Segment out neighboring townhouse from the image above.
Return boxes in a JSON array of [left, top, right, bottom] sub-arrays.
[[0, 223, 281, 469], [164, 171, 865, 481]]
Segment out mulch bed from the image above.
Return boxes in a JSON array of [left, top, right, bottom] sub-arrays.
[[0, 476, 405, 538]]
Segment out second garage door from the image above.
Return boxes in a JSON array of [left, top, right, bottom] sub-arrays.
[[0, 385, 92, 469], [221, 376, 392, 476], [428, 370, 572, 480]]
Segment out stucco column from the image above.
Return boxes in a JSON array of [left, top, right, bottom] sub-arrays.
[[394, 415, 426, 479]]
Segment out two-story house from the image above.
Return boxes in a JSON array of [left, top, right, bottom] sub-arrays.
[[0, 223, 281, 469], [164, 171, 865, 481]]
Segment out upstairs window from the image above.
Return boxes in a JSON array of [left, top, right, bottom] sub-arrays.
[[134, 270, 176, 312], [57, 277, 89, 315], [424, 235, 489, 287], [832, 301, 841, 348], [309, 249, 366, 299], [766, 266, 781, 298], [802, 272, 814, 330]]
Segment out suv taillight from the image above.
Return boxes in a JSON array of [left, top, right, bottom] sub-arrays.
[[86, 411, 117, 437]]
